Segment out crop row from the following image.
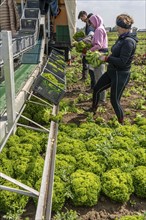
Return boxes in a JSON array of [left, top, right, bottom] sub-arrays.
[[0, 101, 146, 217]]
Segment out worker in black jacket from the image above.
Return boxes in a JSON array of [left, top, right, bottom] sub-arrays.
[[86, 14, 138, 124]]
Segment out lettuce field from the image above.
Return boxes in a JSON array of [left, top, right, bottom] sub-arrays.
[[0, 32, 146, 220]]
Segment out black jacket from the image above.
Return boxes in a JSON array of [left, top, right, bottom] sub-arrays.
[[107, 32, 138, 71], [85, 23, 94, 36]]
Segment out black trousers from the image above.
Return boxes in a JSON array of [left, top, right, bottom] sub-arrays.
[[82, 56, 88, 77], [82, 57, 95, 88], [92, 69, 130, 121], [89, 69, 96, 89]]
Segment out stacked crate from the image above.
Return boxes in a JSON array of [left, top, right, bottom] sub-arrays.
[[20, 0, 40, 41], [13, 0, 40, 56]]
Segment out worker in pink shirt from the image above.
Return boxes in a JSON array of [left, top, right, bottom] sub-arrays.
[[88, 14, 108, 103]]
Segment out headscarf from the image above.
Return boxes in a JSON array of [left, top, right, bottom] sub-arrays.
[[116, 19, 132, 29], [89, 15, 103, 29]]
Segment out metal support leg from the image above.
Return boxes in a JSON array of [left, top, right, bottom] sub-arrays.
[[2, 31, 16, 133]]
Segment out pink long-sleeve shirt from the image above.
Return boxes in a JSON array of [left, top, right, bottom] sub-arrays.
[[89, 15, 108, 52]]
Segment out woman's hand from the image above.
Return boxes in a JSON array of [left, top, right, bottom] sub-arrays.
[[99, 55, 108, 62], [82, 48, 87, 54]]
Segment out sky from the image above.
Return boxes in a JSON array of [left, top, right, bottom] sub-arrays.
[[76, 0, 146, 29]]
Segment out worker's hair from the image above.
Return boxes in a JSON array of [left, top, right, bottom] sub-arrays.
[[116, 14, 134, 26], [78, 11, 87, 19], [87, 13, 93, 19]]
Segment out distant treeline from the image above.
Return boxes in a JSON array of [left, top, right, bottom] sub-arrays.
[[77, 27, 146, 33]]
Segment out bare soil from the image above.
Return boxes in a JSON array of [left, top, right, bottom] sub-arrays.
[[62, 80, 146, 125], [22, 194, 146, 220], [62, 194, 146, 220]]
